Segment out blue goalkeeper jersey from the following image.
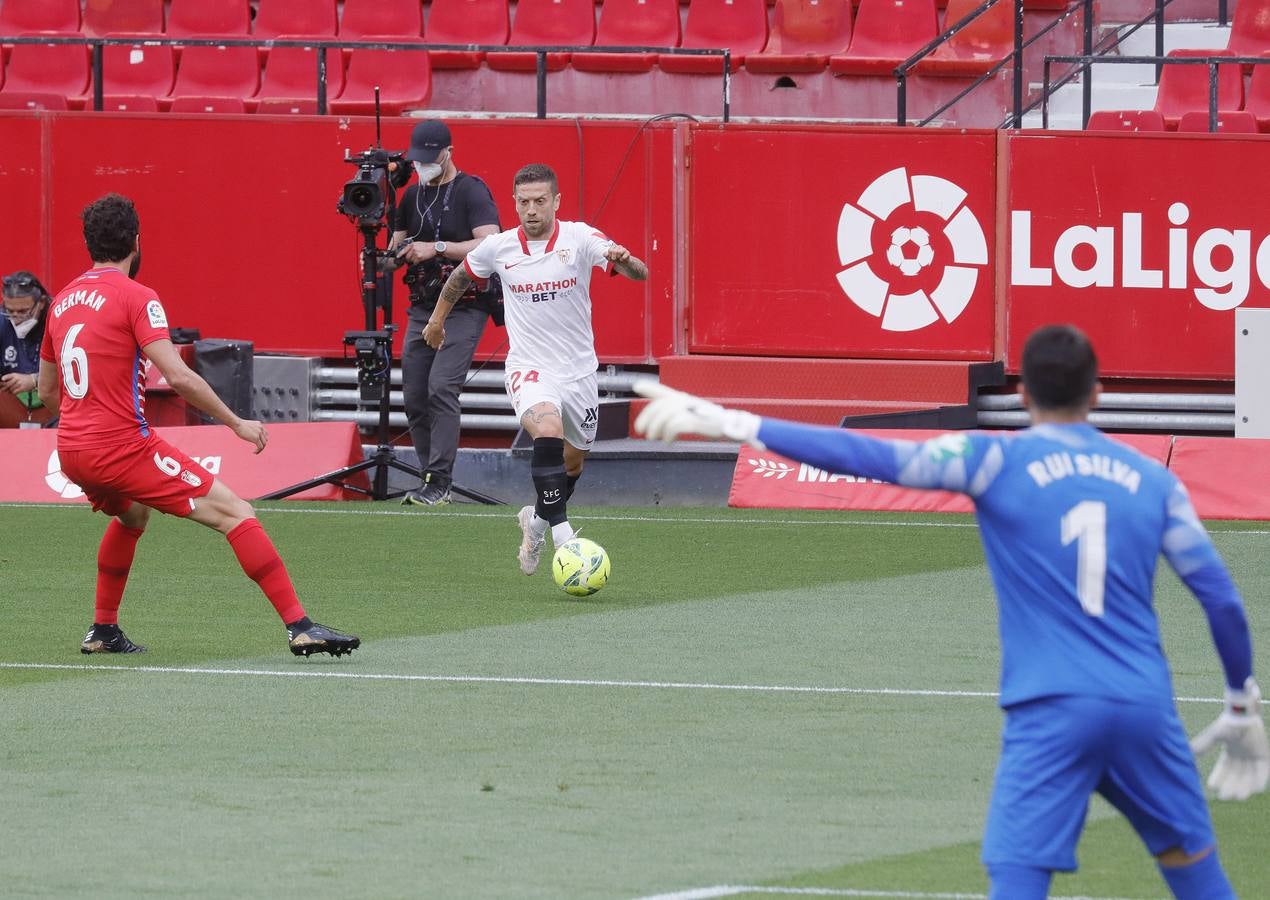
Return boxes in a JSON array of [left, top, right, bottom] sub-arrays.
[[756, 420, 1252, 708]]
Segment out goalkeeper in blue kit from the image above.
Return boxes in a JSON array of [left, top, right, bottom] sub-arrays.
[[635, 324, 1268, 900]]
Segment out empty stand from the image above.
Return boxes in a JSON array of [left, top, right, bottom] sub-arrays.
[[166, 39, 261, 108], [329, 34, 430, 115], [257, 36, 346, 107], [660, 0, 768, 73], [0, 91, 70, 109], [82, 0, 164, 37], [1177, 109, 1259, 132], [99, 34, 175, 101], [99, 93, 161, 111], [167, 0, 250, 38], [919, 0, 1012, 76], [1243, 63, 1270, 129], [0, 35, 89, 107], [1227, 0, 1270, 61], [745, 0, 852, 74], [1085, 108, 1167, 131], [253, 0, 338, 41], [573, 0, 680, 73], [487, 0, 595, 73], [425, 0, 509, 69], [1152, 48, 1243, 128], [169, 95, 248, 113], [830, 0, 939, 75], [339, 0, 424, 40], [0, 0, 79, 37]]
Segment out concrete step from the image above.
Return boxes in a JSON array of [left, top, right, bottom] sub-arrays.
[[1115, 22, 1231, 57]]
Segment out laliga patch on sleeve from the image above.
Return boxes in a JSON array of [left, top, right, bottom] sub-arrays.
[[146, 300, 168, 329]]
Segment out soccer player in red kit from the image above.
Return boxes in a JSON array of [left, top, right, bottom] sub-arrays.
[[37, 193, 359, 658]]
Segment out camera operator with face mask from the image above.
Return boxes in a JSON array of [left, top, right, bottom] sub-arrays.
[[384, 120, 501, 507], [1, 270, 52, 425]]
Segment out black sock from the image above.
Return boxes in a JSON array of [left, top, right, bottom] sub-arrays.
[[565, 473, 580, 501], [286, 616, 312, 635], [531, 437, 568, 526]]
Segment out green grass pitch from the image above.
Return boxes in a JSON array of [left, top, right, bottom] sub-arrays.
[[1, 502, 1266, 899]]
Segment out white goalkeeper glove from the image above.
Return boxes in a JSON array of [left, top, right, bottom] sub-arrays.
[[633, 381, 764, 448], [1190, 677, 1270, 801]]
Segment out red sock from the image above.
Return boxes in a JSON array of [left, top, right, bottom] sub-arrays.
[[95, 520, 145, 625], [226, 518, 306, 624]]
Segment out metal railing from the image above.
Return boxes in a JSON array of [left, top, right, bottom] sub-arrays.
[[2, 34, 733, 121]]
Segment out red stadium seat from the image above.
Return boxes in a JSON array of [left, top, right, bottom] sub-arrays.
[[0, 90, 70, 109], [745, 0, 853, 74], [166, 39, 261, 108], [830, 0, 938, 75], [168, 95, 248, 113], [253, 0, 338, 41], [329, 34, 430, 115], [167, 0, 251, 38], [1243, 63, 1270, 129], [339, 0, 424, 40], [100, 93, 161, 111], [0, 0, 80, 37], [0, 34, 89, 107], [660, 0, 768, 74], [486, 0, 594, 73], [257, 35, 345, 107], [426, 0, 509, 69], [573, 0, 680, 73], [918, 0, 1012, 76], [83, 0, 164, 37], [100, 33, 175, 99], [1227, 0, 1270, 61], [1177, 109, 1260, 132], [1152, 49, 1243, 129], [1085, 109, 1167, 131], [255, 97, 321, 114]]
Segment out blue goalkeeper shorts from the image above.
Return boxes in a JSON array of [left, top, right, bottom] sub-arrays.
[[981, 695, 1216, 872]]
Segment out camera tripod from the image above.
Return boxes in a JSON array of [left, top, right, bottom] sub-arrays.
[[262, 219, 502, 504]]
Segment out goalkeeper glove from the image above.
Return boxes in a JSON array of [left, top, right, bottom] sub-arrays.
[[1191, 677, 1270, 801], [633, 381, 764, 448]]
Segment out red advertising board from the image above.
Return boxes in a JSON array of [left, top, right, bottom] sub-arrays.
[[1168, 436, 1270, 519], [1005, 132, 1270, 379], [729, 431, 1173, 512], [0, 422, 365, 503], [687, 125, 997, 360]]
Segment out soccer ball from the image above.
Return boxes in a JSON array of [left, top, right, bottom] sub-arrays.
[[552, 538, 611, 597], [886, 225, 935, 276]]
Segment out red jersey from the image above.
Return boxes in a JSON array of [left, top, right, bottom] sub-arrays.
[[40, 268, 171, 450]]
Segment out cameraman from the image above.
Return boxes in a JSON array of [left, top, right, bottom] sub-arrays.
[[384, 120, 501, 506]]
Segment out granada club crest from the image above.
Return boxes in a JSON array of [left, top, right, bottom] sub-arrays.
[[836, 167, 988, 332]]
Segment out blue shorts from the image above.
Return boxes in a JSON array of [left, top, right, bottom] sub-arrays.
[[981, 695, 1215, 872]]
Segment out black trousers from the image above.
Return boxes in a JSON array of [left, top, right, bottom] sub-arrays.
[[401, 302, 489, 487]]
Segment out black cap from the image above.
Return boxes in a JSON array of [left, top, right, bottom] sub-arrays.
[[406, 119, 451, 163]]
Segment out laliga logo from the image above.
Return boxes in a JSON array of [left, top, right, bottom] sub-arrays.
[[46, 451, 85, 500], [836, 167, 988, 332]]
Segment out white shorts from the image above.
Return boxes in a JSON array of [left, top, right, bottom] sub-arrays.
[[504, 368, 599, 450]]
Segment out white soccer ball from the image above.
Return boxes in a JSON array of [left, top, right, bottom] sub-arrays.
[[886, 225, 935, 277]]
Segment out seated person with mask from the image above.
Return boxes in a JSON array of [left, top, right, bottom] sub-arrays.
[[1, 270, 53, 427]]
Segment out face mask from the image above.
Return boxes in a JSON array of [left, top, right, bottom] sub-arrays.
[[414, 162, 442, 183], [13, 317, 38, 339]]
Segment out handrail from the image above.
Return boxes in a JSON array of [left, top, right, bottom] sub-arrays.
[[1042, 53, 1259, 132], [0, 34, 733, 121]]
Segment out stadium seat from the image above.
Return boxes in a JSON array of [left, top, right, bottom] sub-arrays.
[[82, 0, 164, 37], [1084, 108, 1167, 131], [918, 0, 1012, 76], [425, 0, 509, 69], [830, 0, 938, 75], [329, 34, 430, 115], [1243, 63, 1270, 129], [166, 39, 261, 109], [99, 33, 175, 100], [0, 34, 90, 108], [168, 95, 248, 113], [339, 0, 424, 40], [0, 90, 70, 109], [0, 0, 80, 37], [572, 0, 680, 73], [1152, 48, 1243, 128], [486, 0, 595, 73], [1227, 0, 1270, 61], [167, 0, 251, 38], [253, 0, 338, 41], [745, 0, 853, 74], [660, 0, 768, 74], [255, 97, 321, 113], [99, 93, 161, 111], [256, 35, 345, 109], [1177, 109, 1260, 132]]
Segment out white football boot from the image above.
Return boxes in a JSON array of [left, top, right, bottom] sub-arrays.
[[517, 505, 546, 575]]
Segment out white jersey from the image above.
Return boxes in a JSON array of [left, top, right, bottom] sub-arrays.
[[464, 219, 615, 381]]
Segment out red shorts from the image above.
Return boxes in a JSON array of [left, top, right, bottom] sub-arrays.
[[59, 433, 214, 517]]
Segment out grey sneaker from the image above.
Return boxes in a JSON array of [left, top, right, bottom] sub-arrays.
[[517, 505, 545, 575], [402, 474, 451, 507]]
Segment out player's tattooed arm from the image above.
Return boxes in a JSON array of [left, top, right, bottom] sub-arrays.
[[423, 266, 474, 349], [605, 244, 648, 281]]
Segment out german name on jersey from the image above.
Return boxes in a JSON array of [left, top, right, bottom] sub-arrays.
[[464, 220, 615, 381], [39, 268, 171, 450]]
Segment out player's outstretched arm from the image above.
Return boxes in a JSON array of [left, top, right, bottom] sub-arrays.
[[423, 266, 473, 350], [142, 339, 268, 453], [604, 244, 648, 281]]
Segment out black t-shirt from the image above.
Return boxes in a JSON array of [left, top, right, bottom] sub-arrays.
[[393, 171, 500, 245]]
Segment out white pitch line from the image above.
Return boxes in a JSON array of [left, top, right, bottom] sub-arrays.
[[0, 662, 1224, 705], [634, 887, 1160, 900]]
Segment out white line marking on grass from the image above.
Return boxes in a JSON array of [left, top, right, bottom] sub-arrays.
[[0, 663, 1223, 705], [635, 886, 1159, 900]]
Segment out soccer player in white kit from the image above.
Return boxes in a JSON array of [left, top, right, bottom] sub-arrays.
[[424, 164, 648, 574]]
